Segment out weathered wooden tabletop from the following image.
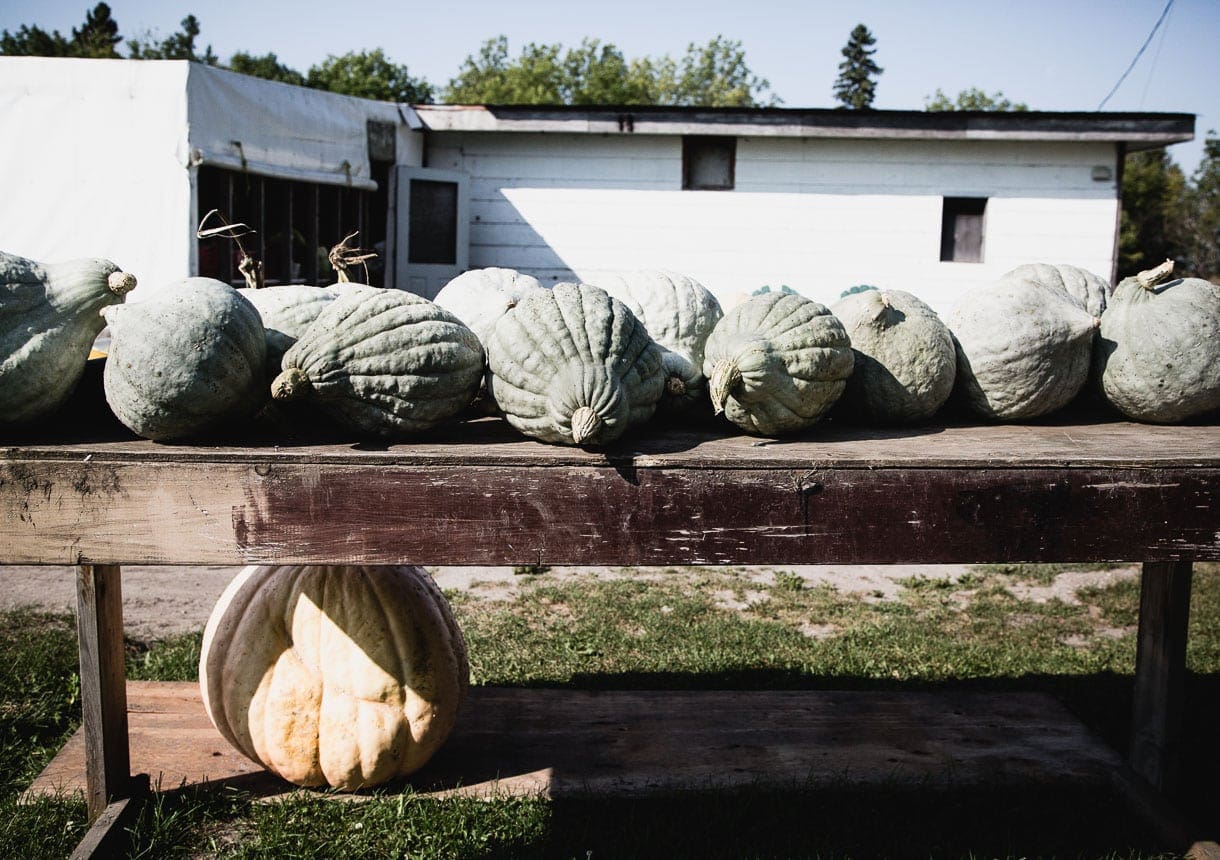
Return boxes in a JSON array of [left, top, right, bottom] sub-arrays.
[[3, 416, 1218, 566]]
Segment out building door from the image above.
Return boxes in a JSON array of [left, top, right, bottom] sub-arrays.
[[390, 166, 469, 299]]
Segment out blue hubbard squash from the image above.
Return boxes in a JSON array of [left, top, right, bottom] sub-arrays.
[[485, 283, 664, 446], [102, 277, 266, 440], [702, 291, 853, 436], [1098, 260, 1220, 422], [0, 251, 135, 426], [271, 288, 484, 440]]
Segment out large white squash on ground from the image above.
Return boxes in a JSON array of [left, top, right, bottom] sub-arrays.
[[199, 565, 469, 791]]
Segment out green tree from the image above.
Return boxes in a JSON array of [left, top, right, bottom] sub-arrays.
[[1184, 132, 1220, 279], [71, 3, 122, 58], [667, 36, 776, 106], [444, 35, 775, 107], [1118, 148, 1190, 278], [127, 14, 217, 63], [1, 3, 118, 58], [228, 51, 305, 86], [833, 24, 882, 109], [0, 23, 71, 56], [305, 49, 432, 103], [925, 87, 1028, 111]]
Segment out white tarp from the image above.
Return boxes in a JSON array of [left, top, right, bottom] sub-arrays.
[[0, 57, 193, 293], [0, 58, 421, 295], [185, 63, 410, 191]]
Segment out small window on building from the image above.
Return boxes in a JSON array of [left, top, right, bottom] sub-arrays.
[[940, 197, 987, 263], [407, 179, 459, 265], [683, 136, 736, 190]]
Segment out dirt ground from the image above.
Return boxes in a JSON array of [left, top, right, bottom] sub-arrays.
[[0, 563, 1140, 642]]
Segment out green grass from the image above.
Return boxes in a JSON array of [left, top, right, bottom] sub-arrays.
[[3, 563, 1218, 858]]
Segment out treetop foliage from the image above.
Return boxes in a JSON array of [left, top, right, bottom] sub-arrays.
[[833, 23, 882, 109], [306, 49, 433, 103], [443, 35, 778, 107], [924, 87, 1029, 112]]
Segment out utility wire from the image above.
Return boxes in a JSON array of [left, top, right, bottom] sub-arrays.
[[1097, 0, 1176, 110], [1139, 0, 1174, 108]]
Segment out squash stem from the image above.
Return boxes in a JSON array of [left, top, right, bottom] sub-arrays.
[[665, 375, 687, 397], [570, 406, 603, 445], [1136, 259, 1175, 291], [708, 359, 742, 415], [107, 271, 137, 296], [271, 367, 311, 401]]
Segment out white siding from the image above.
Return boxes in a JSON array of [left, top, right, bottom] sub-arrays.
[[427, 133, 1119, 312]]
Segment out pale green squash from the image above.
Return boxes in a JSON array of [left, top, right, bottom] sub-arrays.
[[238, 283, 377, 374], [830, 288, 956, 424], [0, 250, 135, 425], [272, 289, 484, 440], [948, 278, 1099, 421], [588, 270, 723, 416], [1098, 260, 1220, 423], [485, 282, 665, 446], [102, 277, 266, 440], [1002, 262, 1112, 317], [702, 291, 853, 436], [433, 267, 546, 343]]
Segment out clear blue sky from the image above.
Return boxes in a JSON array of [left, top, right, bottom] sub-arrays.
[[4, 0, 1217, 171]]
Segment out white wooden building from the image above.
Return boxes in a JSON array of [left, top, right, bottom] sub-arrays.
[[410, 105, 1193, 309], [0, 58, 1193, 312]]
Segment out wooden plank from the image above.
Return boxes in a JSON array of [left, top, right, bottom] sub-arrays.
[[67, 775, 148, 860], [1130, 561, 1194, 793], [4, 418, 1220, 469], [2, 459, 1216, 565], [75, 564, 132, 820], [30, 683, 1124, 801]]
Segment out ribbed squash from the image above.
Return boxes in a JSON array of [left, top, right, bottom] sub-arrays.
[[1098, 260, 1220, 423], [271, 289, 484, 440], [588, 270, 723, 416], [200, 565, 468, 791], [830, 288, 956, 424], [702, 291, 853, 436], [239, 283, 377, 377], [1002, 262, 1112, 317], [433, 267, 545, 343], [948, 279, 1099, 421], [102, 277, 266, 440], [485, 282, 665, 446], [0, 251, 136, 425]]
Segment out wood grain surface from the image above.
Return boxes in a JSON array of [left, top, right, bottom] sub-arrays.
[[2, 421, 1218, 566], [29, 682, 1123, 801]]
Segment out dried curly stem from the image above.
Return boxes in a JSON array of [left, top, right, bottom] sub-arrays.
[[198, 209, 263, 289], [329, 231, 378, 284]]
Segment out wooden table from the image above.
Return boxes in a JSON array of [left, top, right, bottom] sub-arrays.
[[3, 417, 1218, 856]]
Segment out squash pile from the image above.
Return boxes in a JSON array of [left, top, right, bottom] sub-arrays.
[[3, 252, 1218, 444]]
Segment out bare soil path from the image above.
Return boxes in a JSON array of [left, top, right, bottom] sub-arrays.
[[0, 563, 1138, 642]]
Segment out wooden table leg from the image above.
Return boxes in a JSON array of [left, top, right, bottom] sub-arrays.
[[1130, 560, 1193, 794], [75, 564, 133, 819]]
